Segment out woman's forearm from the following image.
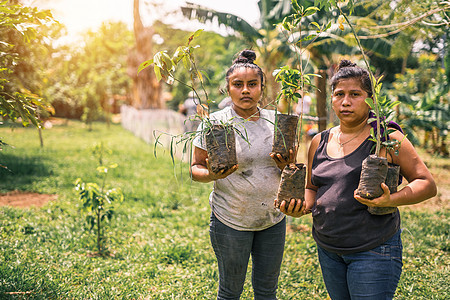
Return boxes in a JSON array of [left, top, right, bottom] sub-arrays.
[[190, 165, 214, 183], [391, 178, 437, 207], [304, 188, 317, 211]]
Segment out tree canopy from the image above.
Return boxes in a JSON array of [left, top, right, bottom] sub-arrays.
[[0, 0, 56, 128], [1, 0, 448, 154]]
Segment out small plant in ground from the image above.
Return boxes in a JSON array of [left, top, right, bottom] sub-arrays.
[[91, 142, 112, 166], [74, 143, 123, 255]]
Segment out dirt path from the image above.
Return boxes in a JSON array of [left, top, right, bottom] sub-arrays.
[[0, 190, 57, 208], [0, 190, 447, 212]]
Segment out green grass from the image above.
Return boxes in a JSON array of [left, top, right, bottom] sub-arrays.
[[0, 120, 448, 299]]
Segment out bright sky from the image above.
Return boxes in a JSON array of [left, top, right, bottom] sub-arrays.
[[25, 0, 260, 42]]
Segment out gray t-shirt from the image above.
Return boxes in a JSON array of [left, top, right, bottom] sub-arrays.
[[193, 106, 285, 231]]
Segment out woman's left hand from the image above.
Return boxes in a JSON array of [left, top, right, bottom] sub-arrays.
[[270, 149, 296, 170], [277, 198, 311, 218], [354, 183, 393, 207]]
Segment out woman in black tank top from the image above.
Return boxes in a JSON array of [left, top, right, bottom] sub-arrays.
[[278, 60, 436, 299]]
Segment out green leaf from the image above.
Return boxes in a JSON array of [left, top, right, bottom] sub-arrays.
[[365, 98, 375, 109], [305, 6, 320, 13], [182, 56, 190, 70], [304, 7, 320, 17], [86, 215, 95, 230], [300, 34, 316, 42], [197, 70, 203, 82], [97, 166, 108, 173], [281, 16, 291, 31], [137, 59, 153, 75], [292, 0, 301, 12], [172, 46, 185, 64], [310, 22, 321, 30], [154, 65, 162, 81], [187, 29, 203, 45], [369, 127, 375, 138]]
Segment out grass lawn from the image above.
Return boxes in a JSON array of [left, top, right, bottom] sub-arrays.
[[0, 120, 448, 299]]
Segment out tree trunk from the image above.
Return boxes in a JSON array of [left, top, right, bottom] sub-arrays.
[[263, 68, 279, 109], [127, 0, 163, 109], [38, 127, 44, 148], [259, 46, 279, 109], [315, 69, 327, 132]]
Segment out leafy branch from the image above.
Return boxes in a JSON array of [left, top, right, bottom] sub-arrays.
[[138, 29, 255, 168], [335, 3, 404, 157], [334, 5, 383, 156], [272, 0, 331, 148], [138, 29, 210, 116]]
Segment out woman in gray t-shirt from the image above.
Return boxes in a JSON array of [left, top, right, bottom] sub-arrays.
[[191, 50, 293, 299]]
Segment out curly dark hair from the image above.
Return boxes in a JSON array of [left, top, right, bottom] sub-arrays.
[[330, 60, 372, 97]]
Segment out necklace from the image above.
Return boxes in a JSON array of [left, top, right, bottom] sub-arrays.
[[337, 126, 365, 147]]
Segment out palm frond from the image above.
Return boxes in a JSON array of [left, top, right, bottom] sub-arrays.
[[181, 3, 262, 41]]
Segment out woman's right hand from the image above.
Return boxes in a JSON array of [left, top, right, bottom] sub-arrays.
[[206, 158, 238, 180], [191, 147, 238, 183]]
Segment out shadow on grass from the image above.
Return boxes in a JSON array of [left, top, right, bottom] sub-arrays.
[[0, 153, 53, 189]]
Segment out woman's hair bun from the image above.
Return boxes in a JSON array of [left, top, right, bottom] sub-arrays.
[[338, 59, 357, 69], [233, 49, 256, 64]]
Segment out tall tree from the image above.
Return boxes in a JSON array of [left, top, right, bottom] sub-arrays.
[[42, 21, 133, 127], [127, 0, 163, 109]]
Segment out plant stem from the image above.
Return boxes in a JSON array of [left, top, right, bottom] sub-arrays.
[[98, 171, 107, 253], [97, 208, 101, 252], [338, 7, 381, 156], [188, 54, 210, 116]]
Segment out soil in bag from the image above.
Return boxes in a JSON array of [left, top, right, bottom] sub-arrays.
[[368, 163, 399, 215], [272, 114, 299, 161], [356, 154, 388, 199], [205, 124, 237, 173], [275, 163, 306, 210]]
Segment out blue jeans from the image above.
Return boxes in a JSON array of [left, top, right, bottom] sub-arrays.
[[317, 230, 403, 300], [209, 213, 286, 300]]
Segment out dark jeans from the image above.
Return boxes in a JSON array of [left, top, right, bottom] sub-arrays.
[[209, 213, 286, 300], [317, 229, 403, 300]]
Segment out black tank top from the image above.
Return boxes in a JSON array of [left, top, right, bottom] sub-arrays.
[[311, 129, 400, 255]]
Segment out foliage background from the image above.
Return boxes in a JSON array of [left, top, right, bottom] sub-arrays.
[[2, 0, 448, 152], [0, 0, 449, 298]]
